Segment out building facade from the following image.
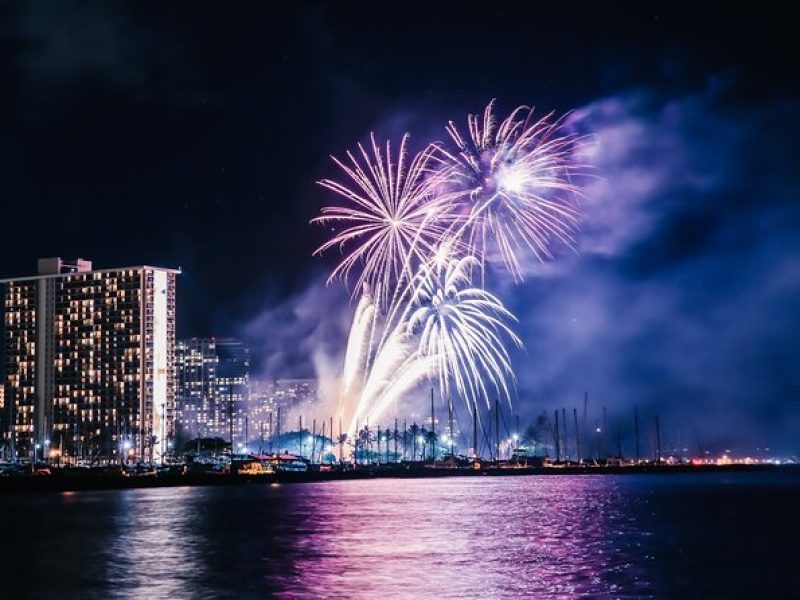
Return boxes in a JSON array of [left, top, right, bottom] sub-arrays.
[[175, 338, 249, 445], [1, 258, 179, 464]]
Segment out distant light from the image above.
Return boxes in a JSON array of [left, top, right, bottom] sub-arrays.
[[35, 443, 41, 450], [44, 439, 51, 445], [596, 428, 602, 433], [417, 436, 425, 444], [512, 434, 519, 441]]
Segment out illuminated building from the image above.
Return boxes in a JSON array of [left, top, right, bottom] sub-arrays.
[[247, 378, 320, 439], [175, 338, 249, 444], [1, 257, 179, 464]]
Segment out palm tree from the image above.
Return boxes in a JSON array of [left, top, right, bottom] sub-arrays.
[[426, 425, 437, 461], [357, 425, 375, 464], [420, 426, 430, 461], [337, 432, 348, 463]]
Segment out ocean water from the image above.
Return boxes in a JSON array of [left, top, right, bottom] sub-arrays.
[[0, 471, 797, 598]]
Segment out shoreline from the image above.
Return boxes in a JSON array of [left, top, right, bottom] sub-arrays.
[[0, 463, 796, 494]]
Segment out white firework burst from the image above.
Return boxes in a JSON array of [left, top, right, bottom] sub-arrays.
[[313, 133, 449, 308], [433, 100, 586, 280]]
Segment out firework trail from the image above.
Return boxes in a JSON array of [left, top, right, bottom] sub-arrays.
[[404, 255, 521, 409], [336, 289, 376, 421], [433, 100, 585, 280], [313, 133, 450, 308], [362, 255, 520, 428]]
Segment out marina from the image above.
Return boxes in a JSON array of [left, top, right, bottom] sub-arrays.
[[0, 456, 792, 493]]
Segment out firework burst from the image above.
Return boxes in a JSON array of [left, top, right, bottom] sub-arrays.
[[433, 100, 586, 280], [314, 100, 588, 438], [358, 255, 519, 428], [313, 133, 449, 308], [404, 255, 520, 410]]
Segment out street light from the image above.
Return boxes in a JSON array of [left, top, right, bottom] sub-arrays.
[[121, 440, 132, 466]]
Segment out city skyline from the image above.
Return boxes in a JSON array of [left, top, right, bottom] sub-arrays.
[[1, 4, 798, 456]]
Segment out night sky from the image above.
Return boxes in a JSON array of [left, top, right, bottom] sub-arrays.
[[2, 2, 798, 453]]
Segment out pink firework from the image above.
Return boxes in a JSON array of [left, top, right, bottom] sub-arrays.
[[313, 133, 449, 309]]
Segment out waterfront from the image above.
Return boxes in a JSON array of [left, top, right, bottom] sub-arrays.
[[1, 471, 797, 598]]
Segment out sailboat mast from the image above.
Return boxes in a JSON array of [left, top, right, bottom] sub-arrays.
[[448, 400, 454, 456], [473, 407, 478, 459], [554, 410, 560, 461], [494, 399, 500, 460], [430, 388, 436, 460]]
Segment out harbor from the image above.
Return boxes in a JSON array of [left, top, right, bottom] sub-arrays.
[[1, 454, 793, 494]]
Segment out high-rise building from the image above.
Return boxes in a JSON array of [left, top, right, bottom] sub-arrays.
[[1, 258, 179, 464], [175, 338, 249, 445]]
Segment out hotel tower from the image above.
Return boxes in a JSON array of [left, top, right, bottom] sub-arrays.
[[0, 258, 179, 464]]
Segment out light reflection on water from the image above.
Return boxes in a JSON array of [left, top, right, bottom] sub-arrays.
[[105, 487, 201, 598], [276, 477, 647, 598], [1, 472, 798, 598]]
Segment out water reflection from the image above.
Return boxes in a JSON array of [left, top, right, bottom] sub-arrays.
[[104, 487, 200, 597], [2, 473, 798, 597], [0, 477, 650, 598], [273, 476, 650, 597]]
